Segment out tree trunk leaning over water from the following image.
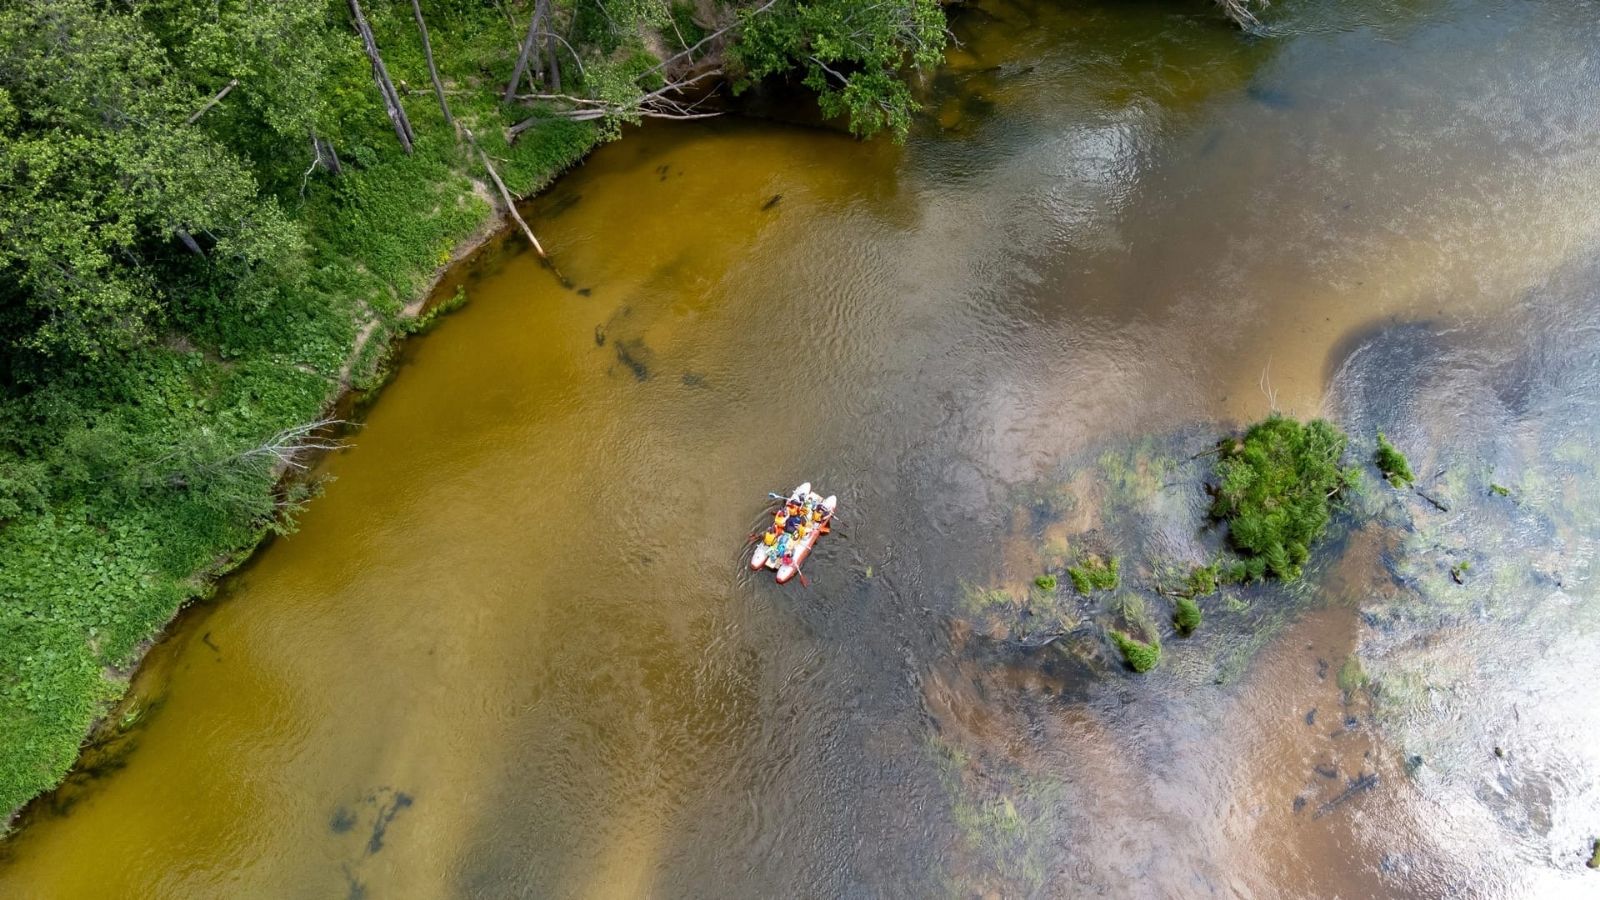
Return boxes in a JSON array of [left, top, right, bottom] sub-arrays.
[[350, 0, 415, 153], [411, 0, 453, 127], [463, 127, 547, 259]]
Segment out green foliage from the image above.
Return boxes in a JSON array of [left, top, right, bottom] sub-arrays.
[[1110, 629, 1161, 673], [1589, 838, 1599, 869], [1068, 554, 1119, 594], [1374, 432, 1415, 487], [1173, 597, 1202, 635], [0, 0, 939, 821], [1490, 482, 1511, 497], [1034, 573, 1058, 591], [1184, 561, 1219, 596], [668, 2, 709, 51], [729, 0, 947, 140], [0, 0, 303, 363], [1210, 415, 1351, 581], [1336, 656, 1367, 693], [0, 0, 601, 820]]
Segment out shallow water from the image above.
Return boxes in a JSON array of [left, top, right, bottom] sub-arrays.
[[5, 0, 1600, 896]]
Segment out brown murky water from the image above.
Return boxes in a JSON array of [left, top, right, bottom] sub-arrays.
[[5, 0, 1600, 896]]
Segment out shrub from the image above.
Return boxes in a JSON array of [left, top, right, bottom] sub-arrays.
[[1034, 573, 1058, 591], [1186, 561, 1221, 596], [1068, 554, 1120, 594], [1173, 597, 1202, 635], [1210, 415, 1351, 581], [1110, 629, 1161, 673], [1374, 432, 1415, 487]]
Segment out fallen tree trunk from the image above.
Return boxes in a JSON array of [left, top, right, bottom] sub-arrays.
[[463, 127, 546, 259]]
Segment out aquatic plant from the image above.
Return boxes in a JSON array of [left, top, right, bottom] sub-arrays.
[[1173, 597, 1202, 635], [1210, 415, 1353, 581], [1110, 629, 1161, 673], [1374, 432, 1416, 487], [1034, 573, 1058, 591], [1184, 559, 1246, 596], [1185, 562, 1219, 596], [1068, 554, 1120, 594], [961, 583, 1014, 612], [1337, 656, 1367, 694]]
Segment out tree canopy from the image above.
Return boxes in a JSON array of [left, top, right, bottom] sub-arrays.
[[730, 0, 946, 139], [0, 0, 300, 367]]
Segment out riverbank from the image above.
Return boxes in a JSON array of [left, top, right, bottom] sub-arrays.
[[4, 0, 1600, 889], [0, 131, 601, 831], [0, 0, 970, 832], [0, 3, 611, 826]]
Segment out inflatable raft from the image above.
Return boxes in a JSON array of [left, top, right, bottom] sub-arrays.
[[750, 483, 837, 584]]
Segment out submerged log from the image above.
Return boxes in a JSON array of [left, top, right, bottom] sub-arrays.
[[1313, 772, 1378, 818]]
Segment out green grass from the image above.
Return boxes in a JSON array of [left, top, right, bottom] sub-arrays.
[[1374, 432, 1416, 487], [0, 5, 600, 823], [1034, 573, 1058, 591], [1210, 415, 1353, 581], [1337, 656, 1367, 694], [1110, 629, 1161, 673], [1068, 554, 1120, 594], [1173, 597, 1202, 635]]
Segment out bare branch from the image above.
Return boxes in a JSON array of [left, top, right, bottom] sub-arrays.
[[187, 78, 238, 124], [234, 420, 348, 471], [642, 0, 778, 79], [462, 126, 547, 259]]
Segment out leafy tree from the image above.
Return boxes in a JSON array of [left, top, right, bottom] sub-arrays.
[[729, 0, 946, 139], [137, 0, 350, 143], [0, 0, 302, 365]]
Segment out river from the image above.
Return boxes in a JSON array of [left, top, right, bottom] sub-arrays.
[[4, 0, 1600, 896]]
